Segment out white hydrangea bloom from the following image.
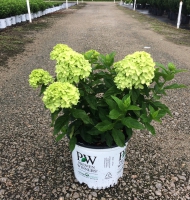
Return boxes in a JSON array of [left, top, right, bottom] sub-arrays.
[[29, 69, 53, 88], [113, 51, 155, 90], [42, 82, 80, 113], [50, 44, 92, 84]]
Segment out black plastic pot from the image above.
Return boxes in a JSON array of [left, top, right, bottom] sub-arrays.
[[181, 15, 190, 24], [76, 134, 129, 149], [168, 11, 178, 21], [157, 9, 164, 16]]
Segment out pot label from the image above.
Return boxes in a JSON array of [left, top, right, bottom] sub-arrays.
[[72, 143, 128, 188], [77, 151, 97, 165], [104, 156, 114, 168]]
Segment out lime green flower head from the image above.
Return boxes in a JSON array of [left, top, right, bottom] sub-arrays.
[[42, 82, 80, 113], [55, 50, 91, 84], [113, 51, 155, 90], [50, 44, 73, 61], [29, 69, 53, 88]]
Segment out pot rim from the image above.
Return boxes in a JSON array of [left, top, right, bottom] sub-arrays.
[[76, 138, 129, 149]]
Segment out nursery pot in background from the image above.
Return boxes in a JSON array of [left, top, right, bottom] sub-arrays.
[[5, 17, 12, 26], [11, 16, 16, 25], [15, 15, 22, 23], [72, 141, 128, 189], [0, 19, 7, 29], [21, 14, 27, 22]]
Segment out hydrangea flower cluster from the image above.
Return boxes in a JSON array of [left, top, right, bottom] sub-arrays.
[[50, 44, 73, 60], [42, 82, 80, 113], [29, 69, 53, 88], [29, 43, 186, 151], [113, 51, 155, 90], [50, 44, 92, 84]]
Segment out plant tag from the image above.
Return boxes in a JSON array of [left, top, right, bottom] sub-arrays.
[[72, 143, 128, 189]]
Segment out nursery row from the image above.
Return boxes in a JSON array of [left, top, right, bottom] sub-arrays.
[[0, 0, 64, 19], [133, 0, 190, 16], [125, 0, 190, 24], [0, 2, 76, 29]]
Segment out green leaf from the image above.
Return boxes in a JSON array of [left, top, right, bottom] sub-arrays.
[[39, 84, 47, 96], [164, 84, 186, 90], [157, 110, 167, 118], [122, 117, 144, 129], [104, 78, 114, 88], [174, 69, 187, 74], [151, 110, 159, 119], [111, 95, 126, 111], [151, 101, 172, 116], [105, 133, 113, 147], [69, 136, 77, 151], [84, 96, 97, 110], [155, 62, 168, 73], [51, 108, 61, 126], [127, 105, 141, 111], [55, 132, 66, 142], [68, 120, 83, 135], [99, 52, 115, 67], [149, 105, 155, 115], [140, 114, 151, 123], [98, 108, 110, 121], [105, 99, 117, 109], [104, 86, 120, 98], [53, 115, 69, 135], [164, 74, 174, 81], [81, 83, 94, 94], [87, 127, 103, 135], [131, 89, 139, 104], [143, 85, 150, 97], [108, 108, 121, 119], [72, 109, 92, 124], [125, 127, 133, 138], [145, 123, 156, 135], [112, 129, 125, 147], [92, 79, 103, 87], [80, 130, 93, 143], [95, 120, 113, 132], [123, 95, 131, 108]]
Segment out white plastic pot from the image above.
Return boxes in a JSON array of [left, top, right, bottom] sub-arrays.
[[30, 13, 34, 20], [15, 15, 22, 23], [11, 16, 16, 25], [5, 17, 12, 26], [62, 4, 66, 9], [50, 8, 54, 13], [25, 14, 29, 20], [37, 11, 42, 18], [33, 13, 37, 19], [21, 14, 26, 22], [42, 10, 46, 15], [38, 11, 43, 17], [0, 19, 7, 29], [72, 142, 128, 189]]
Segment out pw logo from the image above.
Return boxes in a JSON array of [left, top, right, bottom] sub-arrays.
[[119, 150, 125, 161], [77, 151, 97, 165]]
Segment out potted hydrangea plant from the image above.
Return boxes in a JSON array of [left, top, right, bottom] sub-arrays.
[[29, 44, 186, 189]]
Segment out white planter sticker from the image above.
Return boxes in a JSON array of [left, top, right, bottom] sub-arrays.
[[72, 142, 128, 189]]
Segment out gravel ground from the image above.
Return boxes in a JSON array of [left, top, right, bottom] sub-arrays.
[[0, 2, 190, 200]]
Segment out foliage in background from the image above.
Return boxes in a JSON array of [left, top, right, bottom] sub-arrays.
[[0, 0, 63, 18], [147, 0, 190, 14]]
